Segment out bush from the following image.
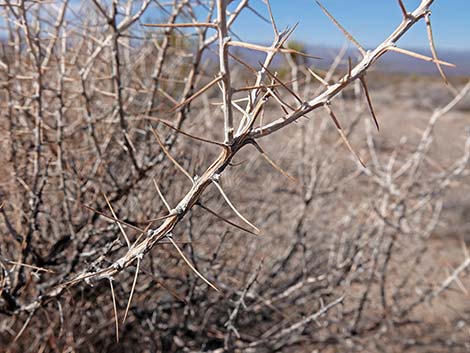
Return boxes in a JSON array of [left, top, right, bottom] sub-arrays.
[[1, 1, 469, 352]]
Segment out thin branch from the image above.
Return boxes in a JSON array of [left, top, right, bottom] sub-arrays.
[[402, 257, 470, 316], [144, 214, 178, 223], [307, 67, 329, 87], [228, 41, 321, 59], [260, 63, 303, 105], [212, 179, 260, 234], [91, 0, 111, 22], [140, 266, 188, 304], [217, 0, 234, 143], [198, 203, 258, 236], [234, 80, 298, 92], [103, 192, 131, 248], [131, 222, 154, 250], [13, 310, 35, 342], [150, 125, 193, 182], [143, 22, 217, 28], [273, 295, 344, 338], [167, 235, 219, 291], [461, 237, 470, 260], [81, 203, 144, 233], [316, 1, 366, 56], [265, 0, 279, 36], [359, 76, 379, 131], [153, 178, 171, 212], [123, 257, 140, 324], [109, 278, 119, 343], [246, 4, 271, 25], [252, 142, 298, 183], [265, 86, 297, 112], [324, 104, 366, 168], [387, 46, 455, 67], [424, 12, 452, 86], [169, 75, 223, 113], [250, 296, 344, 346], [144, 117, 225, 147], [397, 0, 408, 18], [228, 51, 258, 74], [347, 56, 353, 78], [6, 260, 55, 274]]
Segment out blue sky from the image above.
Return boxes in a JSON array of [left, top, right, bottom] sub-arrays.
[[1, 1, 467, 52], [229, 0, 470, 51]]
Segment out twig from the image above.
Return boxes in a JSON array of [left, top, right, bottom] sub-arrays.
[[167, 235, 219, 292], [153, 178, 171, 212], [359, 76, 380, 131], [217, 0, 234, 143], [316, 1, 366, 56], [109, 278, 119, 342], [13, 309, 35, 342], [424, 12, 456, 91], [144, 117, 225, 147], [324, 104, 366, 167], [169, 76, 223, 113], [260, 63, 303, 105], [198, 203, 258, 236], [103, 192, 131, 248], [5, 259, 54, 273], [150, 125, 193, 182], [397, 0, 408, 18], [212, 179, 260, 234], [251, 142, 298, 183], [249, 296, 344, 347], [228, 41, 321, 59], [143, 22, 217, 28], [81, 203, 144, 233], [307, 67, 329, 87], [387, 46, 455, 67], [123, 256, 140, 324]]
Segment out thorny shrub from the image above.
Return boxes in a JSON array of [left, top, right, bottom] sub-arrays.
[[0, 1, 469, 352]]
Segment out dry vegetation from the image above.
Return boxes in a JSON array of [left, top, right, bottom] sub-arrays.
[[0, 0, 469, 352]]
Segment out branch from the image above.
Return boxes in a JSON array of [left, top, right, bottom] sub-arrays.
[[167, 235, 219, 292], [150, 125, 193, 183], [198, 203, 258, 236], [217, 0, 234, 143], [109, 278, 119, 342], [212, 179, 260, 234], [251, 0, 436, 138], [359, 76, 380, 131], [316, 1, 366, 56]]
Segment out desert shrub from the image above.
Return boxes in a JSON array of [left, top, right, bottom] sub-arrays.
[[0, 1, 469, 352]]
